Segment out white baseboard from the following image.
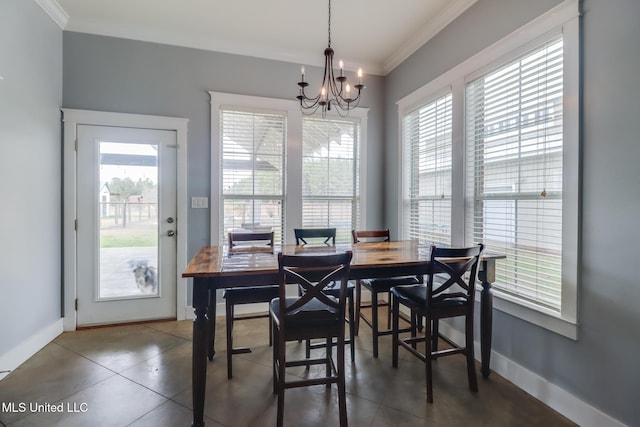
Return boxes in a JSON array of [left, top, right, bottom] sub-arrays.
[[0, 319, 64, 382], [437, 323, 625, 427]]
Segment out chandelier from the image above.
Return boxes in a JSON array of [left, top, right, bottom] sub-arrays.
[[296, 0, 365, 116]]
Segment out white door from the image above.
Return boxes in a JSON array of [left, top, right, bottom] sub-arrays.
[[76, 125, 177, 326]]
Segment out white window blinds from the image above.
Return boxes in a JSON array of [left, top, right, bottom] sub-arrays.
[[302, 117, 359, 243], [220, 109, 286, 244], [402, 92, 452, 246], [466, 36, 564, 312]]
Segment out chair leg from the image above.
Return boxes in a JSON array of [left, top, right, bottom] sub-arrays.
[[326, 337, 332, 386], [386, 291, 392, 329], [272, 319, 277, 394], [226, 300, 233, 379], [410, 310, 418, 350], [354, 280, 361, 336], [391, 295, 399, 368], [276, 324, 286, 427], [276, 383, 285, 427], [348, 292, 355, 362], [208, 290, 216, 360], [425, 317, 434, 403], [466, 314, 478, 393], [431, 319, 439, 353], [337, 334, 348, 427], [371, 291, 379, 358]]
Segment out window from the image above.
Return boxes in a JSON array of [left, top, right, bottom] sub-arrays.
[[210, 92, 368, 246], [466, 37, 564, 312], [402, 92, 453, 246], [397, 0, 579, 338], [302, 117, 360, 243], [219, 108, 286, 244]]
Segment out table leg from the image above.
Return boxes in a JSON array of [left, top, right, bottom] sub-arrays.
[[192, 278, 209, 427], [479, 259, 495, 378], [207, 289, 217, 360]]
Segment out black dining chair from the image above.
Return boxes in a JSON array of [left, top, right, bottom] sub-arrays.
[[294, 227, 336, 246], [270, 251, 352, 427], [391, 244, 483, 403], [352, 229, 421, 357], [293, 228, 356, 362], [223, 231, 279, 379]]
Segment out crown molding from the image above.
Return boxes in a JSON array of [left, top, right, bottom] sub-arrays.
[[382, 0, 477, 75], [34, 0, 68, 29]]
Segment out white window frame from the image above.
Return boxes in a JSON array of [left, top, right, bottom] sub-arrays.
[[210, 91, 368, 245], [396, 0, 579, 339]]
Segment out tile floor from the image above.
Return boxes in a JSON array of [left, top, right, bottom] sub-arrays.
[[0, 313, 577, 427]]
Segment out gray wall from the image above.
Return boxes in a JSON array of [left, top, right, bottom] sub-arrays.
[[385, 0, 640, 425], [62, 33, 386, 263], [0, 1, 63, 355]]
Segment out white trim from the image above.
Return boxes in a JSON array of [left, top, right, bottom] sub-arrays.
[[34, 0, 68, 28], [437, 322, 624, 427], [0, 319, 63, 382], [61, 109, 189, 330]]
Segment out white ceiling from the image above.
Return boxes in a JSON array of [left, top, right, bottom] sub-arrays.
[[42, 0, 477, 76]]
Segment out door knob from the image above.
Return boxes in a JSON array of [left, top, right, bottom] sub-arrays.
[[167, 230, 175, 237]]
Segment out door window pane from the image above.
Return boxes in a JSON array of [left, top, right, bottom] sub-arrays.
[[99, 142, 159, 298]]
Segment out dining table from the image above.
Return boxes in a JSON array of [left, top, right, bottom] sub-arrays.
[[182, 240, 504, 427]]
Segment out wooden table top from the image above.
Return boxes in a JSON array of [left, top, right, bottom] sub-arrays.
[[182, 241, 502, 278]]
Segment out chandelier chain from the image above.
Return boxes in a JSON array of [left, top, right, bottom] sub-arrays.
[[328, 0, 332, 47]]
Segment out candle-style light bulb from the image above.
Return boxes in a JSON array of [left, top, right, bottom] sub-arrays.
[[301, 66, 305, 82], [357, 67, 363, 84], [321, 86, 326, 101], [339, 60, 344, 76], [346, 83, 351, 97]]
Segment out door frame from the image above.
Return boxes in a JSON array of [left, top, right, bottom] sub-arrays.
[[62, 109, 189, 331]]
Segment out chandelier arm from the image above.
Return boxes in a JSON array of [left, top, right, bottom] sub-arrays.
[[298, 87, 320, 104]]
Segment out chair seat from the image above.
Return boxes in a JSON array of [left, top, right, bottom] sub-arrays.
[[270, 297, 343, 328], [391, 284, 467, 310], [361, 275, 419, 292], [224, 285, 279, 305]]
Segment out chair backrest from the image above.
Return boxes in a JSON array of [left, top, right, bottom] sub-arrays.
[[277, 251, 353, 320], [427, 244, 483, 308], [352, 229, 391, 243], [294, 228, 336, 246], [228, 231, 274, 253]]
